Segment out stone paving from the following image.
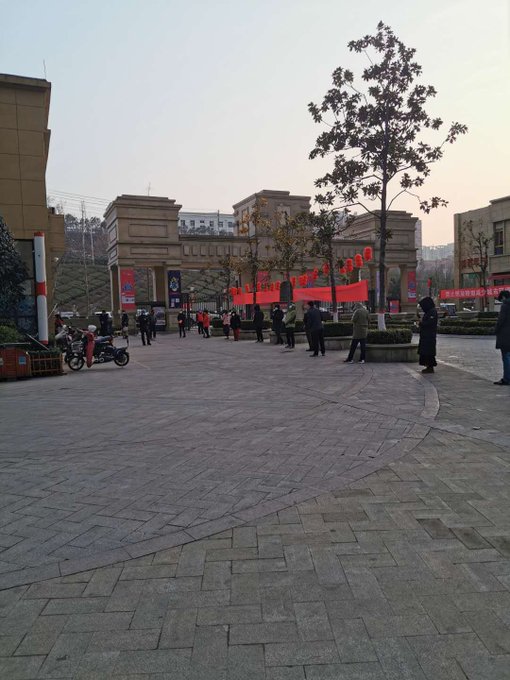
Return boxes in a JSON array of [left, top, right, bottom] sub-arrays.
[[0, 331, 509, 678]]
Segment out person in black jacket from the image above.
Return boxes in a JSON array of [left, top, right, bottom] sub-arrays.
[[137, 311, 151, 346], [307, 301, 325, 357], [99, 310, 109, 336], [418, 296, 438, 373], [303, 309, 313, 351], [271, 304, 284, 345], [494, 290, 510, 385], [230, 310, 241, 341], [253, 304, 264, 342], [177, 311, 186, 338]]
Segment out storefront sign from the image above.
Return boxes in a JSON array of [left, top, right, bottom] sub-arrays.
[[440, 285, 510, 299]]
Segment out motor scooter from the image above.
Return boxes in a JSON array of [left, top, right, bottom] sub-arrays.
[[68, 326, 129, 371]]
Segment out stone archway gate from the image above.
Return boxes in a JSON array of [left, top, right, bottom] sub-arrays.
[[105, 191, 418, 326]]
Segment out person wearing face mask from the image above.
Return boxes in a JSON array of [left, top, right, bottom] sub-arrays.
[[283, 303, 296, 350], [494, 289, 510, 385], [417, 296, 438, 374]]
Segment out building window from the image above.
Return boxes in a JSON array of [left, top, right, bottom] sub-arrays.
[[200, 220, 205, 224], [190, 220, 195, 227], [494, 221, 505, 255], [219, 221, 223, 228], [228, 222, 233, 228], [209, 221, 214, 227], [180, 220, 186, 227]]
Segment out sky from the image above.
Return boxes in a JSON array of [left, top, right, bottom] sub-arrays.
[[1, 0, 509, 245]]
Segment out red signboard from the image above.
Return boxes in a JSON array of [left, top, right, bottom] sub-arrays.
[[120, 268, 136, 310], [440, 285, 509, 300], [232, 280, 369, 305]]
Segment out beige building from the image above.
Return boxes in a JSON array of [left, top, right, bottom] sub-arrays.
[[0, 73, 64, 331], [454, 195, 510, 302]]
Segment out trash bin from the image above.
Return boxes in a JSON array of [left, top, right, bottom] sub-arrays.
[[0, 348, 32, 380]]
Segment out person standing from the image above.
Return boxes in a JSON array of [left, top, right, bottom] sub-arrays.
[[494, 290, 510, 385], [222, 310, 231, 340], [303, 307, 313, 352], [253, 304, 264, 342], [271, 304, 284, 345], [149, 307, 157, 340], [99, 310, 109, 336], [177, 310, 186, 338], [344, 302, 369, 363], [54, 313, 65, 335], [417, 296, 438, 373], [138, 311, 151, 346], [307, 301, 325, 357], [230, 310, 241, 341], [197, 310, 204, 335], [202, 310, 210, 338], [121, 310, 129, 342], [283, 304, 296, 349]]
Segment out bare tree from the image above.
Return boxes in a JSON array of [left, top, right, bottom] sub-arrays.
[[462, 220, 493, 310]]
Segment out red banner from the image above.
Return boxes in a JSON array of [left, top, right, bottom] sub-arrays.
[[120, 268, 136, 310], [232, 280, 368, 305], [440, 285, 509, 300], [407, 270, 417, 302]]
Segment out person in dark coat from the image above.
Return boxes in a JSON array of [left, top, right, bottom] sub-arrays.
[[121, 310, 129, 342], [177, 311, 186, 338], [230, 310, 241, 341], [271, 304, 284, 345], [149, 308, 157, 339], [303, 308, 313, 351], [99, 310, 109, 336], [253, 304, 264, 342], [418, 296, 438, 373], [137, 311, 151, 346], [494, 290, 510, 385], [307, 301, 325, 357]]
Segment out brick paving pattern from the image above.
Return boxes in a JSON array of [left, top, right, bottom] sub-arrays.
[[0, 332, 509, 678]]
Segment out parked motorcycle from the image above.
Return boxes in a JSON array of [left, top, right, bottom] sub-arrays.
[[68, 327, 129, 371]]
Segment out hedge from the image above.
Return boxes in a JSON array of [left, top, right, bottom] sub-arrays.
[[440, 318, 496, 327], [0, 325, 22, 344], [323, 322, 353, 337], [477, 312, 499, 319], [367, 329, 413, 344], [438, 326, 495, 335]]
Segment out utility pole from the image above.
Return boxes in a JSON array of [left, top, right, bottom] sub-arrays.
[[81, 201, 90, 317]]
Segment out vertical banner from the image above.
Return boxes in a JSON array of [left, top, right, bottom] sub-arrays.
[[167, 270, 182, 308], [120, 268, 136, 310], [407, 270, 417, 302]]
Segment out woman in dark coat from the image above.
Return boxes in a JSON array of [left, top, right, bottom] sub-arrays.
[[253, 304, 264, 342], [418, 296, 438, 373]]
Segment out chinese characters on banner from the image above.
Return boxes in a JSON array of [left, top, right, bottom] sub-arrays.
[[167, 271, 181, 308], [407, 270, 417, 302], [119, 268, 136, 310], [440, 285, 510, 299]]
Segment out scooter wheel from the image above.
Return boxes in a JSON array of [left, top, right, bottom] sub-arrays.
[[68, 355, 84, 371], [114, 351, 129, 367]]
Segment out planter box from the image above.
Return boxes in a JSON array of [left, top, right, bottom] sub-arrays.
[[457, 311, 477, 320], [324, 336, 353, 351], [365, 343, 418, 363]]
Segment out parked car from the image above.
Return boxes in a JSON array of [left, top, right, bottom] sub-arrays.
[[439, 303, 457, 318]]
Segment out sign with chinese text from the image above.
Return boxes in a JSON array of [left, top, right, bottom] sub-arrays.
[[120, 268, 136, 310], [167, 271, 181, 308]]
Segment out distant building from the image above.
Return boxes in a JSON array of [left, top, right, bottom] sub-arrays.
[[415, 219, 423, 261], [453, 195, 510, 306], [422, 243, 454, 261], [179, 211, 235, 236]]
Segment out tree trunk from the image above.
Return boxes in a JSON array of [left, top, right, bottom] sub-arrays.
[[329, 253, 338, 322]]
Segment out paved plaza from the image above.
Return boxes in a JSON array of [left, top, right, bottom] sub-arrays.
[[0, 331, 509, 679]]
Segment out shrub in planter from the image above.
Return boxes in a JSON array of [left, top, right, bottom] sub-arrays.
[[211, 318, 223, 329], [0, 324, 22, 344], [367, 329, 412, 344], [323, 322, 353, 337], [438, 325, 495, 335], [240, 319, 272, 331], [478, 312, 499, 319]]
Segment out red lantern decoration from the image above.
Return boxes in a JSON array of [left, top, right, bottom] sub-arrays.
[[257, 282, 261, 292], [230, 287, 236, 296], [322, 263, 330, 275], [363, 246, 373, 262], [245, 283, 250, 293], [237, 287, 242, 295], [291, 276, 296, 287], [354, 254, 363, 268], [345, 258, 354, 272], [339, 266, 347, 275], [275, 280, 281, 290], [270, 282, 275, 291], [312, 268, 319, 281]]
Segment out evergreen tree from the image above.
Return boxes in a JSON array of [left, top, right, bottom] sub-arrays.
[[0, 215, 28, 318]]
